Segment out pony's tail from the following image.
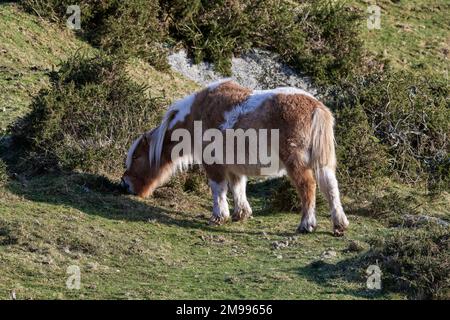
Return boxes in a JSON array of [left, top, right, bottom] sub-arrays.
[[309, 106, 337, 182]]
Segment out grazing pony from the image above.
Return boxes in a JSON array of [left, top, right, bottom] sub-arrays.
[[121, 79, 349, 236]]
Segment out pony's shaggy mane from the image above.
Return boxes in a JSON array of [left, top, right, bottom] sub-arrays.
[[149, 109, 177, 168], [148, 79, 234, 170]]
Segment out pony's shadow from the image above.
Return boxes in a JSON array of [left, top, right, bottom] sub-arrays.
[[4, 168, 294, 236], [5, 170, 210, 229]]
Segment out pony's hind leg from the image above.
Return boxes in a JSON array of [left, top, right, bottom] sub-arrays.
[[284, 159, 317, 233], [317, 166, 349, 236], [228, 173, 252, 222]]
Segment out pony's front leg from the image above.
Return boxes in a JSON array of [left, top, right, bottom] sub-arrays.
[[208, 179, 230, 226], [228, 174, 252, 222]]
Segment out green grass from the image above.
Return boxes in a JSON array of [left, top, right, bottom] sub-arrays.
[[0, 3, 93, 131], [0, 172, 405, 299], [356, 0, 449, 77], [0, 1, 448, 299]]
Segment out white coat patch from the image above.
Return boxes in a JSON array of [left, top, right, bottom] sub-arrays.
[[168, 93, 196, 129]]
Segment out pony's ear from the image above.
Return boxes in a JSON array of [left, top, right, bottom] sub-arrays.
[[143, 129, 155, 145], [168, 110, 178, 122], [142, 135, 149, 146]]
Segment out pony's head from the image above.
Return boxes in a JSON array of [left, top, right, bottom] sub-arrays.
[[121, 132, 153, 197], [121, 129, 173, 198]]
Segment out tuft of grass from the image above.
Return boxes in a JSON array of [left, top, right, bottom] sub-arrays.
[[268, 177, 301, 212], [0, 159, 7, 186]]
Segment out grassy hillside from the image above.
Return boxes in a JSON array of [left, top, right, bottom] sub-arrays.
[[0, 4, 197, 132], [356, 0, 449, 77], [0, 1, 448, 300], [0, 173, 402, 299], [0, 4, 91, 131]]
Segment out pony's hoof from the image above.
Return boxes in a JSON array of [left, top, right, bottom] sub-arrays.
[[296, 224, 316, 234], [208, 216, 227, 226], [232, 209, 252, 222], [333, 214, 349, 237], [296, 219, 317, 234]]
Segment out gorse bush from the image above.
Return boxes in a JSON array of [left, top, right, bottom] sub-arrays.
[[333, 104, 389, 194], [11, 52, 165, 175], [21, 0, 169, 69], [268, 69, 448, 209], [327, 71, 449, 191], [22, 0, 363, 84], [95, 0, 168, 69], [268, 177, 300, 212], [163, 0, 363, 83], [366, 225, 450, 299]]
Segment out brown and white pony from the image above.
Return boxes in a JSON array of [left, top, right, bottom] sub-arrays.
[[121, 79, 349, 236]]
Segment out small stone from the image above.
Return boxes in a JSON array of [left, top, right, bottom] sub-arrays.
[[321, 250, 337, 259]]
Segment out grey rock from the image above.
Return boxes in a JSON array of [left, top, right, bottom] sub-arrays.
[[168, 49, 318, 93]]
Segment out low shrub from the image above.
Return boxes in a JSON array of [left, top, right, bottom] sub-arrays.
[[268, 177, 300, 212], [22, 0, 364, 84], [326, 71, 449, 191], [366, 225, 450, 299], [163, 0, 363, 83], [333, 104, 389, 195], [21, 0, 168, 69], [94, 0, 168, 69], [11, 52, 165, 175], [163, 166, 209, 196]]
